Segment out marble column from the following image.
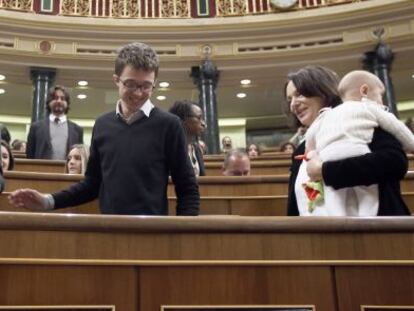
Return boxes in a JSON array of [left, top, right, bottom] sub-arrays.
[[363, 41, 398, 117], [191, 58, 220, 154], [30, 67, 56, 122]]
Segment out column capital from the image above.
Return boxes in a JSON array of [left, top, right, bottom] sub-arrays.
[[30, 67, 56, 81]]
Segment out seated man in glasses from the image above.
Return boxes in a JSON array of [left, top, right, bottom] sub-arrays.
[[9, 42, 200, 216]]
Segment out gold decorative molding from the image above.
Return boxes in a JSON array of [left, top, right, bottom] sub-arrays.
[[0, 0, 32, 12], [0, 306, 115, 310], [0, 0, 372, 17], [38, 40, 53, 54]]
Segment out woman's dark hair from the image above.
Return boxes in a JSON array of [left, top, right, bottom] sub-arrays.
[[169, 100, 197, 122], [283, 65, 341, 128], [279, 141, 296, 153], [0, 124, 11, 144], [1, 140, 14, 170], [11, 139, 25, 151], [246, 143, 261, 155], [46, 85, 70, 114]]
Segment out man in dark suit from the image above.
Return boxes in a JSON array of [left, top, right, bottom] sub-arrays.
[[26, 85, 83, 160]]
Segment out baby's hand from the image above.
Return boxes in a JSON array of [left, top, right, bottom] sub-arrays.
[[306, 150, 317, 160], [306, 151, 323, 181]]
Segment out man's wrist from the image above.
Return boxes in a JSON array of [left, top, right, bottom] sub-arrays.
[[44, 194, 55, 210]]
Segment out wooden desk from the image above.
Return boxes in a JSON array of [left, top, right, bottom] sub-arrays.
[[14, 158, 66, 173], [4, 171, 414, 197], [3, 172, 291, 196], [10, 156, 414, 174], [0, 213, 412, 310], [204, 160, 291, 175], [1, 192, 413, 216]]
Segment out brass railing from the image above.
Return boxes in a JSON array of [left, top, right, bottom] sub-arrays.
[[215, 0, 364, 16], [0, 0, 368, 18], [59, 0, 191, 18]]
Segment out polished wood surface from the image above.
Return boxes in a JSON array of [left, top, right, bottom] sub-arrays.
[[204, 160, 291, 175], [13, 158, 66, 173], [203, 153, 293, 162], [0, 193, 289, 215], [335, 267, 414, 310], [3, 172, 291, 195], [0, 213, 413, 310], [9, 155, 414, 175], [4, 171, 414, 196], [1, 192, 414, 216]]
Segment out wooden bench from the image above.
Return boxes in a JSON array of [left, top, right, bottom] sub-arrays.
[[13, 158, 66, 173], [10, 155, 414, 175], [204, 160, 291, 175], [1, 192, 413, 215], [4, 170, 414, 196], [0, 213, 414, 310], [203, 153, 292, 162], [3, 172, 291, 196]]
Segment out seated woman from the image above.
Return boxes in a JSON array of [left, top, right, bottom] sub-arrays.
[[279, 141, 296, 154], [169, 100, 206, 176], [11, 139, 27, 153], [65, 144, 90, 175], [285, 65, 410, 216], [1, 140, 14, 171], [246, 143, 261, 158]]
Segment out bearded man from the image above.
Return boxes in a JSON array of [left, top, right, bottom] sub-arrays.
[[26, 85, 83, 160]]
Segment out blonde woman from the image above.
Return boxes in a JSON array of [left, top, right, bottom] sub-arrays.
[[65, 144, 90, 175]]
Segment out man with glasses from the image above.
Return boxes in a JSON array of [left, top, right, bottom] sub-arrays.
[[9, 42, 200, 216]]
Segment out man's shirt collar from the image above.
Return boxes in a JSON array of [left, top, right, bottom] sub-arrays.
[[116, 99, 154, 124], [49, 114, 67, 124]]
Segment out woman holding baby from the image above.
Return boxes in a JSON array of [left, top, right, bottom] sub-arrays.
[[285, 65, 410, 216]]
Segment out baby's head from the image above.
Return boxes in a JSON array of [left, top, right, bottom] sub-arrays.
[[338, 70, 385, 105]]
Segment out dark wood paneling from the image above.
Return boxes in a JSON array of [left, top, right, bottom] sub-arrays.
[[335, 266, 414, 311], [140, 266, 334, 311], [0, 265, 137, 311]]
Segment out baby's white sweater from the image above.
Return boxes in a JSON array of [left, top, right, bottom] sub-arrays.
[[306, 100, 414, 154]]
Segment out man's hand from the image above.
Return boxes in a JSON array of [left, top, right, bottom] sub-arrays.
[[306, 152, 323, 181], [8, 189, 50, 211]]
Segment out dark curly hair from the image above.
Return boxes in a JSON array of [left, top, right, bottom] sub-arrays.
[[115, 42, 159, 78], [169, 100, 198, 122]]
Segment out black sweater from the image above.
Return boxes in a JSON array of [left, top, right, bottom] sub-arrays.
[[53, 108, 200, 215], [287, 128, 410, 216]]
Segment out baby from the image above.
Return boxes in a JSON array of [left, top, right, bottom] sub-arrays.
[[302, 70, 414, 216]]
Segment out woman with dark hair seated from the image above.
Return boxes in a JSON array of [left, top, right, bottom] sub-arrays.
[[279, 141, 296, 154], [169, 100, 206, 176], [11, 139, 27, 153], [1, 140, 14, 171], [246, 143, 261, 158]]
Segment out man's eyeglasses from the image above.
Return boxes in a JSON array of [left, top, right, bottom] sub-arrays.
[[118, 78, 155, 93]]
